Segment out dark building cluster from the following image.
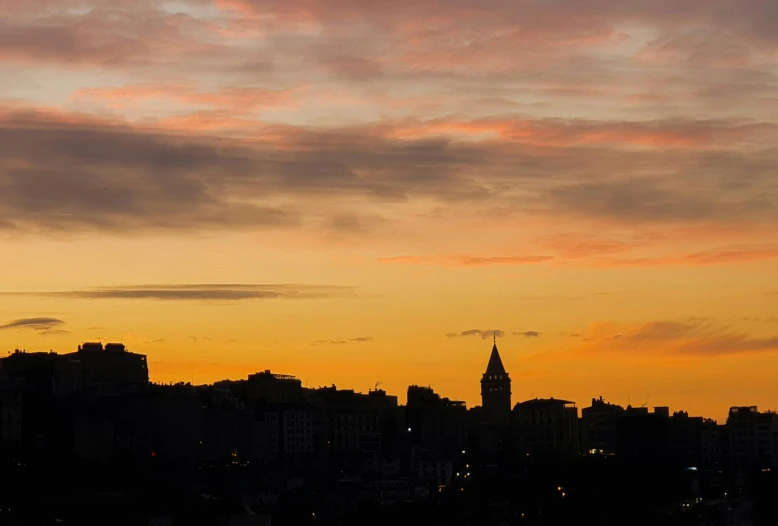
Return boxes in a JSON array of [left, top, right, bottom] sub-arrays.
[[1, 339, 777, 525]]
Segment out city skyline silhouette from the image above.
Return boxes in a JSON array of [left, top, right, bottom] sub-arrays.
[[3, 330, 777, 524]]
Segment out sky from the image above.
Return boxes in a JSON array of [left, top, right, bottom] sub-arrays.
[[1, 0, 778, 421]]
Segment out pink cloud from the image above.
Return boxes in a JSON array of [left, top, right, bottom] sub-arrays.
[[72, 84, 308, 111], [378, 255, 554, 267], [385, 117, 777, 149], [596, 246, 778, 268]]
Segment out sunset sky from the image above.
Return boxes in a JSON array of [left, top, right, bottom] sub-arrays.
[[2, 0, 778, 420]]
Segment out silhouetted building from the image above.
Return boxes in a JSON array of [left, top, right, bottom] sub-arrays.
[[306, 386, 398, 473], [246, 370, 304, 405], [667, 411, 721, 467], [480, 338, 511, 425], [581, 396, 624, 455], [62, 382, 202, 462], [253, 401, 326, 465], [200, 382, 252, 461], [410, 448, 453, 487], [616, 407, 669, 464], [467, 408, 506, 459], [0, 350, 60, 395], [727, 406, 778, 473], [60, 343, 149, 395], [406, 385, 467, 456], [0, 383, 22, 445], [511, 398, 578, 458]]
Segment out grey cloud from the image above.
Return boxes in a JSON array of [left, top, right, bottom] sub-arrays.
[[221, 0, 778, 47], [546, 171, 778, 225], [450, 329, 504, 339], [2, 111, 778, 235], [41, 329, 71, 335], [2, 284, 357, 302], [4, 0, 778, 116], [514, 331, 540, 338], [0, 317, 67, 335], [0, 116, 300, 233], [0, 112, 493, 233], [0, 3, 224, 68], [311, 337, 374, 345], [326, 212, 388, 235], [561, 332, 583, 338]]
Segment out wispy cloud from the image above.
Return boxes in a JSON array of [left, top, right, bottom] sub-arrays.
[[514, 331, 541, 338], [594, 246, 778, 268], [1, 284, 357, 302], [311, 337, 374, 346], [567, 320, 778, 356], [0, 317, 68, 335], [560, 331, 583, 338], [447, 329, 504, 340], [380, 255, 554, 267]]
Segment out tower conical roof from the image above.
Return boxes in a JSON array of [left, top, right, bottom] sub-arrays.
[[485, 343, 506, 374]]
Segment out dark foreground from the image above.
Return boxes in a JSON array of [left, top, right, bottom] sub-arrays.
[[2, 456, 777, 526]]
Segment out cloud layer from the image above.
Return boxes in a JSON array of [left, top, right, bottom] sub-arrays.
[[311, 337, 374, 346], [1, 284, 356, 301], [567, 320, 778, 357], [447, 329, 504, 340], [1, 0, 778, 258], [0, 317, 68, 335]]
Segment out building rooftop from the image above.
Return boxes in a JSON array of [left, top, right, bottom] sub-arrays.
[[517, 397, 575, 407], [249, 370, 299, 381]]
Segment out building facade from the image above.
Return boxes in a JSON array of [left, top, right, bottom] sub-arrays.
[[727, 406, 778, 473], [511, 398, 579, 458], [581, 397, 624, 455]]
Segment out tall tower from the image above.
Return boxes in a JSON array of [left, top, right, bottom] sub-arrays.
[[480, 335, 512, 423]]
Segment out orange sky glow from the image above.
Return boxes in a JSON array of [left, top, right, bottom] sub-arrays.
[[2, 0, 778, 421]]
